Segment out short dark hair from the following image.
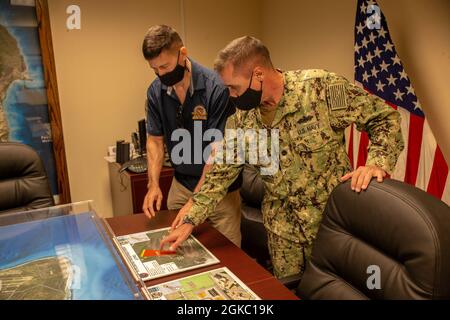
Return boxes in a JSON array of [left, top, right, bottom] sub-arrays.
[[142, 25, 183, 60], [214, 36, 273, 76]]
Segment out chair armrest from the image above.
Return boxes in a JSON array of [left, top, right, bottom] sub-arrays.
[[278, 273, 303, 290]]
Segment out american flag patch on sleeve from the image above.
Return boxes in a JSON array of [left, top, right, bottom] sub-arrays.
[[327, 83, 348, 111]]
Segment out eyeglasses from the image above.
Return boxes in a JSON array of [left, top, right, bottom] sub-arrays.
[[176, 104, 184, 129]]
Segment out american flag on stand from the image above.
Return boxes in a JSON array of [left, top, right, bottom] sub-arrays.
[[347, 0, 450, 204]]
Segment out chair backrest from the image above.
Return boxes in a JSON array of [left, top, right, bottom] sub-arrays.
[[298, 179, 450, 300], [0, 142, 55, 214], [240, 164, 265, 208]]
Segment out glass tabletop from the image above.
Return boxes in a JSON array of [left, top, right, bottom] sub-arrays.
[[0, 201, 143, 300]]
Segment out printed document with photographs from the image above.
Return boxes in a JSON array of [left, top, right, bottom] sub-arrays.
[[114, 227, 219, 281], [145, 267, 260, 300]]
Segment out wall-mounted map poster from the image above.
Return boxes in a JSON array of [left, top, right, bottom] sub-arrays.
[[0, 0, 69, 202]]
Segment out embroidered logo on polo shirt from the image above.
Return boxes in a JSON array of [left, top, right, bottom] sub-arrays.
[[192, 105, 208, 121]]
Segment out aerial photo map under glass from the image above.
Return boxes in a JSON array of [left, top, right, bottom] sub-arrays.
[[0, 212, 139, 300]]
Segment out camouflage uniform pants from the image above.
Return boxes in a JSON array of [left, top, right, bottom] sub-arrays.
[[267, 231, 314, 279]]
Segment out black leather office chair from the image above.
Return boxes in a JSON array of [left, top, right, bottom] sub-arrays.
[[0, 142, 55, 215], [297, 179, 450, 300], [240, 165, 271, 268]]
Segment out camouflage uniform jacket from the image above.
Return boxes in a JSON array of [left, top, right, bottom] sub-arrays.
[[186, 69, 404, 244]]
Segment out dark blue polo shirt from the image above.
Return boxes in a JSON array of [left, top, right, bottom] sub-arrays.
[[146, 59, 241, 192]]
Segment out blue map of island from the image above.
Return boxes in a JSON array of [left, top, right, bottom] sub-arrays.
[[0, 212, 139, 300]]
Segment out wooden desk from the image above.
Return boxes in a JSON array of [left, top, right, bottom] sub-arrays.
[[105, 211, 298, 300]]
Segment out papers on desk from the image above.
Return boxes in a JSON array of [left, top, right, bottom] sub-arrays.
[[113, 227, 220, 281], [144, 267, 261, 300]]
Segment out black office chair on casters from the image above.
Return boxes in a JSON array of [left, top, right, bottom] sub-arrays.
[[0, 142, 55, 216], [293, 179, 450, 300]]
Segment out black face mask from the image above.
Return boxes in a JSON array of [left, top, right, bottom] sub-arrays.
[[157, 50, 186, 87], [229, 73, 262, 111]]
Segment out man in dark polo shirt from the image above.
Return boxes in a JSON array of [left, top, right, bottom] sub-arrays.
[[141, 25, 242, 247]]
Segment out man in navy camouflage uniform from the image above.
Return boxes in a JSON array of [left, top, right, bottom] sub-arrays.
[[162, 36, 404, 279]]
